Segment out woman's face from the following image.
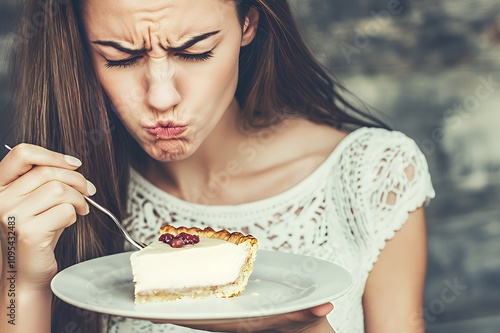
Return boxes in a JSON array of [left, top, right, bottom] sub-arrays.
[[83, 0, 256, 161]]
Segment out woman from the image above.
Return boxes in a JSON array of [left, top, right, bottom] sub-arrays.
[[0, 0, 434, 332]]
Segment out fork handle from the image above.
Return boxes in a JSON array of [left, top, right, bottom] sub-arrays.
[[84, 196, 147, 250]]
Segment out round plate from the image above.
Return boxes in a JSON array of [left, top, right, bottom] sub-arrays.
[[51, 250, 353, 324]]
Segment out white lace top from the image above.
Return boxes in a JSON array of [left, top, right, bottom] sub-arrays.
[[103, 127, 435, 333]]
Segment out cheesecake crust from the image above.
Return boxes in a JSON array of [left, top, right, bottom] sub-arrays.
[[159, 225, 258, 247]]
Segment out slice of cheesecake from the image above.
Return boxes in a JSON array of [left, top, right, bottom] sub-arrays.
[[130, 225, 258, 303]]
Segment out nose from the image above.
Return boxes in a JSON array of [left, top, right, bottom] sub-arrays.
[[145, 57, 181, 112]]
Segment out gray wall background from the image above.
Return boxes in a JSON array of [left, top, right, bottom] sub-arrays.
[[1, 1, 499, 332]]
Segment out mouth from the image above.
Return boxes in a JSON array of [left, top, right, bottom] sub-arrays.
[[145, 121, 187, 139]]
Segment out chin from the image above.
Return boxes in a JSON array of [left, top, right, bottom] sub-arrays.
[[148, 139, 191, 162]]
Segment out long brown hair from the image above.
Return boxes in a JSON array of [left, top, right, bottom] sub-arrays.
[[234, 0, 388, 129], [10, 0, 127, 331], [9, 0, 387, 332]]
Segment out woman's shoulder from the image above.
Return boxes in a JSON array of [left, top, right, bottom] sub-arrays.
[[292, 124, 427, 172], [277, 120, 422, 163], [336, 126, 435, 207], [263, 120, 429, 184], [339, 126, 423, 159], [335, 126, 431, 178]]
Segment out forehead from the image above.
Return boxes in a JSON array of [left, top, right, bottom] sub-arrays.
[[83, 0, 236, 42]]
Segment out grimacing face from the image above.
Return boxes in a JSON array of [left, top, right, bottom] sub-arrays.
[[83, 0, 257, 161]]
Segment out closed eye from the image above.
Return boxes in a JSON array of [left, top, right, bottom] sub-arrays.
[[104, 50, 214, 69], [177, 51, 214, 62], [105, 57, 141, 69]]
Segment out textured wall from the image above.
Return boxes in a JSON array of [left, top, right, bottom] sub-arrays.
[[288, 2, 500, 332], [1, 1, 499, 332]]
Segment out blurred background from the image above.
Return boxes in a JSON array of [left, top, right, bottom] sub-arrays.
[[1, 0, 499, 332]]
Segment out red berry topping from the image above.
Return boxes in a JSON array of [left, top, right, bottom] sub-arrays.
[[158, 232, 200, 248], [170, 238, 184, 248]]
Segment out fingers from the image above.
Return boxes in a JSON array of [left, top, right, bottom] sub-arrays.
[[27, 203, 80, 248], [0, 143, 82, 186], [284, 302, 334, 322], [308, 302, 334, 317], [183, 303, 335, 333], [16, 181, 90, 218], [50, 229, 65, 249], [33, 203, 79, 231], [6, 166, 96, 198]]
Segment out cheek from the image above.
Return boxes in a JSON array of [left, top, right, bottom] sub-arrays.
[[181, 49, 240, 111], [213, 49, 240, 91], [96, 67, 145, 120]]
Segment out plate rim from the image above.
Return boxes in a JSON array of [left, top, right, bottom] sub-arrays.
[[51, 249, 353, 321]]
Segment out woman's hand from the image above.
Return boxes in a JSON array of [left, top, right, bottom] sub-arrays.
[[0, 144, 95, 291], [156, 302, 335, 333]]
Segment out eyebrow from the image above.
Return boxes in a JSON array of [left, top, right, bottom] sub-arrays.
[[92, 30, 221, 55]]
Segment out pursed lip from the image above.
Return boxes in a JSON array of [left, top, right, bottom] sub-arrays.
[[145, 121, 187, 138]]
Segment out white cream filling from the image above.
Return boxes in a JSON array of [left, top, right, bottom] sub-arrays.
[[130, 238, 248, 293]]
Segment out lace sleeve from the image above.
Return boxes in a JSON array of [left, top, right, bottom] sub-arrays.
[[356, 130, 435, 269]]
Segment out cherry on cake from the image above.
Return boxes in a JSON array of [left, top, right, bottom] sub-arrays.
[[130, 225, 258, 303]]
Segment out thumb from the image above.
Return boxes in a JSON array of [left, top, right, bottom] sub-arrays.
[[286, 302, 334, 322], [309, 302, 334, 317]]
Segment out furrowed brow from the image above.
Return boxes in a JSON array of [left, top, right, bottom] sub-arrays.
[[92, 40, 147, 55], [167, 30, 221, 52], [92, 30, 221, 55]]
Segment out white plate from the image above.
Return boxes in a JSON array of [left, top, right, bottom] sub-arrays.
[[51, 250, 353, 324]]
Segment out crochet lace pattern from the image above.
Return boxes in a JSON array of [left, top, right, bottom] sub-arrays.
[[103, 127, 435, 333]]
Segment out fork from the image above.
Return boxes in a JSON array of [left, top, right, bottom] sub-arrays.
[[4, 144, 147, 250]]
